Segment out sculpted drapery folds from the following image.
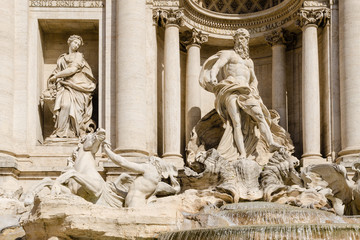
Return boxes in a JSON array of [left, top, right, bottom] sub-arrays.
[[44, 35, 96, 138], [199, 28, 293, 162]]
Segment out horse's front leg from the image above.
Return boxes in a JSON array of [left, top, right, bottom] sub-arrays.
[[70, 172, 104, 198], [54, 170, 104, 198]]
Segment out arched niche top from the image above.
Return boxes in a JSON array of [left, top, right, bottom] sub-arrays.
[[194, 0, 286, 14], [182, 0, 303, 42]]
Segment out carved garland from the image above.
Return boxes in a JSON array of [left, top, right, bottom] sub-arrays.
[[153, 8, 184, 27], [297, 8, 331, 28], [181, 28, 209, 47], [265, 28, 296, 46]]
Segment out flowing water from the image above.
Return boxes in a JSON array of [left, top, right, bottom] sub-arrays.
[[159, 202, 360, 240]]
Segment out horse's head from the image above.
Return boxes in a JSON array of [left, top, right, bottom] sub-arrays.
[[81, 128, 106, 153]]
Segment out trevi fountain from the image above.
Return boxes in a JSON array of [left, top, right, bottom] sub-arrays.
[[1, 0, 360, 239]]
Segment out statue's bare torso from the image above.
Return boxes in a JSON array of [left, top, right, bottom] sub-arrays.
[[222, 51, 252, 87]]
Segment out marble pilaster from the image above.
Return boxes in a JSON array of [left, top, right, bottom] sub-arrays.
[[298, 8, 329, 165], [338, 0, 360, 165], [115, 0, 148, 156], [146, 6, 158, 156], [0, 1, 14, 155], [265, 29, 295, 130], [321, 21, 332, 160], [183, 28, 208, 143], [155, 9, 184, 168], [330, 1, 341, 160]]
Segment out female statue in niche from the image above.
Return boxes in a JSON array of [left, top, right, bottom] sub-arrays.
[[43, 35, 96, 138]]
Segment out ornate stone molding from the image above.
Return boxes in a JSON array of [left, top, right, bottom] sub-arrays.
[[181, 28, 208, 47], [181, 0, 303, 37], [265, 28, 296, 46], [153, 8, 184, 27], [297, 8, 330, 28]]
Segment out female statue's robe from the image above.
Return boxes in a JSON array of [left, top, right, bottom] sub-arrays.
[[49, 52, 96, 138]]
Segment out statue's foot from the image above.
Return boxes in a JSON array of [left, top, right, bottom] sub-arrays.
[[269, 143, 285, 153]]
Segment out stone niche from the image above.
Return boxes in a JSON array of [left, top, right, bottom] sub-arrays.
[[38, 19, 99, 142]]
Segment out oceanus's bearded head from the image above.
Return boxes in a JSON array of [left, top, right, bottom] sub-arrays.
[[233, 28, 250, 59]]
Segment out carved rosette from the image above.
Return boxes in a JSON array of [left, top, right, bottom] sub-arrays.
[[265, 28, 296, 47], [181, 28, 208, 48], [297, 8, 331, 28], [153, 8, 184, 27]]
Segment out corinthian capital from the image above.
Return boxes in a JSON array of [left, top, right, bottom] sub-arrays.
[[298, 8, 330, 28], [153, 8, 183, 27], [265, 28, 296, 47], [181, 28, 208, 47]]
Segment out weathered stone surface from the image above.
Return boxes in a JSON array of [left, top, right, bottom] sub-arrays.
[[183, 148, 263, 202], [21, 189, 228, 240], [22, 194, 179, 240], [260, 150, 331, 210]]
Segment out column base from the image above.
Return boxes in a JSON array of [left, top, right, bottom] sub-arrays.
[[301, 153, 326, 167], [162, 153, 184, 170], [113, 148, 149, 158], [336, 150, 360, 179], [0, 153, 20, 194]]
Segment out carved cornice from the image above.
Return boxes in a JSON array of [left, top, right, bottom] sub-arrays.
[[181, 28, 208, 48], [153, 8, 184, 27], [265, 28, 296, 46], [297, 8, 330, 28], [181, 0, 304, 37]]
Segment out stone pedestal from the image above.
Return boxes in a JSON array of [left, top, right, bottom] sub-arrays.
[[115, 0, 148, 157]]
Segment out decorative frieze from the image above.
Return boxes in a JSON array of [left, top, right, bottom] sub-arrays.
[[181, 28, 208, 47], [29, 0, 104, 8], [265, 28, 296, 46], [153, 8, 184, 27], [298, 8, 331, 28], [151, 0, 180, 7], [303, 0, 328, 7]]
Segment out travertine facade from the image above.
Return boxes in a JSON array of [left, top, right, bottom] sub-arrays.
[[0, 0, 352, 189], [1, 1, 360, 237]]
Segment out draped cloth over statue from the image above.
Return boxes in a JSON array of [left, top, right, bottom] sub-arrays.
[[49, 52, 96, 138], [199, 51, 293, 163]]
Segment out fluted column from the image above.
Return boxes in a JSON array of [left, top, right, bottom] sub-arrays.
[[183, 28, 208, 143], [338, 0, 360, 164], [265, 29, 295, 130], [115, 0, 148, 157], [155, 9, 183, 168], [0, 1, 14, 155], [298, 8, 329, 165]]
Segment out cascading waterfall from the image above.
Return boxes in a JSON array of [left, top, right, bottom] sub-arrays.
[[159, 202, 360, 240]]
